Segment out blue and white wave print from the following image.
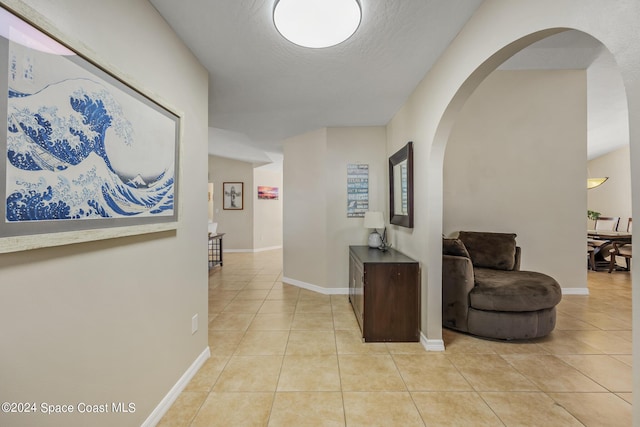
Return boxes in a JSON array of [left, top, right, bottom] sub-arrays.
[[6, 78, 175, 222]]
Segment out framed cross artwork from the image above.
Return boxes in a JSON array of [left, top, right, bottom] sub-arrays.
[[223, 182, 243, 210]]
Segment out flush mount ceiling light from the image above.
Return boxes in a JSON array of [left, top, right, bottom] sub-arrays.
[[273, 0, 362, 48]]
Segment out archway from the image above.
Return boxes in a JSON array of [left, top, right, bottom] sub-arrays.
[[381, 1, 640, 417], [425, 29, 570, 343], [423, 24, 637, 417], [442, 30, 629, 292]]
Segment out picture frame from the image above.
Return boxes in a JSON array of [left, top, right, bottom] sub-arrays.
[[0, 5, 180, 253], [347, 163, 369, 218], [257, 186, 279, 200], [389, 141, 414, 228], [223, 182, 243, 210]]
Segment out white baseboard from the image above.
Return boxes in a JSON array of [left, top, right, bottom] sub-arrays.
[[282, 276, 349, 295], [562, 287, 590, 295], [142, 346, 210, 427], [420, 331, 445, 351], [224, 246, 282, 253], [254, 245, 282, 252]]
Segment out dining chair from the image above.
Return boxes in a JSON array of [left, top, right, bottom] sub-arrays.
[[587, 245, 596, 271], [608, 218, 632, 273], [588, 216, 620, 270], [609, 241, 632, 272], [594, 216, 620, 231]]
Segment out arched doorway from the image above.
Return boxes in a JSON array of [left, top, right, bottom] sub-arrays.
[[422, 24, 637, 419], [442, 30, 629, 293], [381, 1, 640, 418], [427, 28, 629, 329]]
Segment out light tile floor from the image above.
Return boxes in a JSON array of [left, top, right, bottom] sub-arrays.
[[159, 250, 632, 426]]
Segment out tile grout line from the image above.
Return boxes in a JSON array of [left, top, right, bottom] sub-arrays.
[[331, 292, 348, 427], [265, 272, 289, 427]]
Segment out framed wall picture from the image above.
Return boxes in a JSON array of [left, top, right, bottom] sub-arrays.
[[0, 6, 180, 252], [347, 163, 369, 217], [223, 182, 243, 210], [257, 186, 279, 200], [389, 142, 414, 228]]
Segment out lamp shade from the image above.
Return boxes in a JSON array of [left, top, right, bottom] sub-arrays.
[[363, 211, 384, 229], [587, 177, 608, 189]]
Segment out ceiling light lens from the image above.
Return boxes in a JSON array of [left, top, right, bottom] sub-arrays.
[[274, 0, 361, 48]]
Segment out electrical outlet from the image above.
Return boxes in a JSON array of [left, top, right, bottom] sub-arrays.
[[191, 314, 198, 335]]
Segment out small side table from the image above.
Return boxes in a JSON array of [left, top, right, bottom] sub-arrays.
[[208, 233, 225, 269]]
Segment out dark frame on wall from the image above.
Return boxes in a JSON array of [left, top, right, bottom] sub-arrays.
[[389, 141, 414, 228], [223, 182, 244, 210]]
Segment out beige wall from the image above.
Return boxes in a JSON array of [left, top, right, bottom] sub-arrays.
[[208, 156, 283, 251], [444, 70, 587, 290], [283, 126, 386, 290], [283, 128, 328, 288], [208, 155, 254, 250], [587, 145, 632, 229], [326, 127, 387, 288], [0, 1, 209, 426], [254, 167, 283, 250]]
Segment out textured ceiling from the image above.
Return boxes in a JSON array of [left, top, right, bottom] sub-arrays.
[[149, 0, 628, 163], [149, 0, 483, 158]]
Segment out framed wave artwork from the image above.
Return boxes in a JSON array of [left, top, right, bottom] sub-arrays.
[[0, 6, 180, 253]]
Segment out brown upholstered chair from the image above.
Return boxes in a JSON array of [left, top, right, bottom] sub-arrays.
[[442, 231, 562, 340]]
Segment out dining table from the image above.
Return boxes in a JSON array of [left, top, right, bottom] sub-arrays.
[[587, 229, 632, 271], [588, 229, 632, 242]]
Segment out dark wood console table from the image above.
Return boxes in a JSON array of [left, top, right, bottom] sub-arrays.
[[348, 245, 420, 342], [208, 233, 225, 269]]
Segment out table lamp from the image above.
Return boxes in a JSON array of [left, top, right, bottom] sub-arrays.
[[363, 211, 385, 248]]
